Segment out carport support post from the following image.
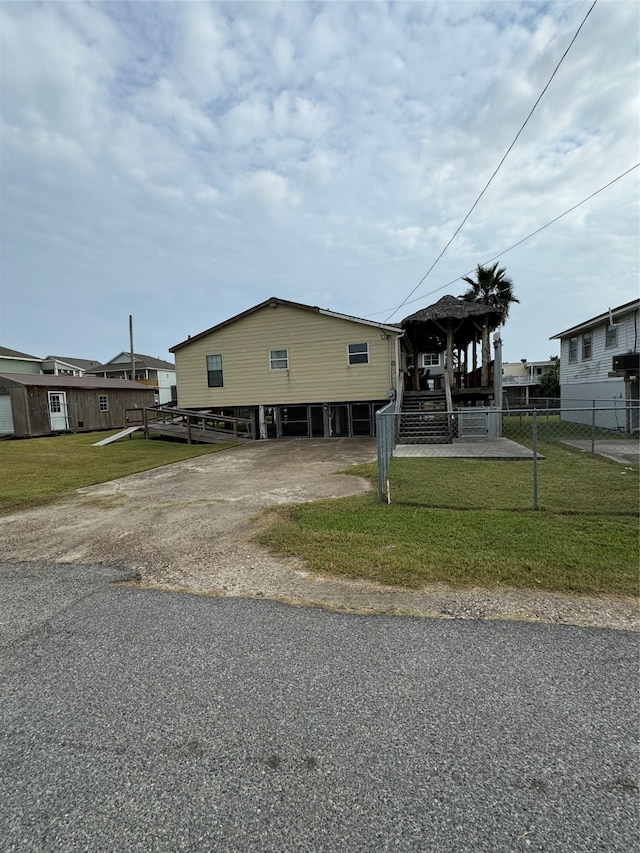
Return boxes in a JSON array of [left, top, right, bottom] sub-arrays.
[[532, 410, 538, 511]]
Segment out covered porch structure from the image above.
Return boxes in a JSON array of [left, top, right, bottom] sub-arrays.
[[402, 295, 503, 402]]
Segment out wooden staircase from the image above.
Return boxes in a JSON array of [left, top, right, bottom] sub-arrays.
[[398, 391, 453, 444]]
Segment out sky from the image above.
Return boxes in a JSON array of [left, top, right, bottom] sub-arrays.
[[1, 0, 638, 366]]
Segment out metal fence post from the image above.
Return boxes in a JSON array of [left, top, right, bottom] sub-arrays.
[[532, 410, 538, 511], [591, 401, 596, 454]]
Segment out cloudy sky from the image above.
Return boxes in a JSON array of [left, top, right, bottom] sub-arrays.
[[1, 0, 638, 366]]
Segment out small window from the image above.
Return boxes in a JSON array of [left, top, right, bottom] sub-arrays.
[[206, 354, 223, 387], [605, 326, 618, 349], [270, 349, 289, 370], [420, 352, 441, 368], [568, 337, 578, 363], [99, 395, 109, 412], [582, 332, 592, 361], [348, 343, 369, 365]]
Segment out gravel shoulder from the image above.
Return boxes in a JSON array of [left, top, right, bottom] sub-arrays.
[[1, 438, 637, 631]]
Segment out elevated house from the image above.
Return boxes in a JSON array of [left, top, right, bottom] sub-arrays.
[[0, 374, 155, 438], [502, 359, 557, 405], [550, 299, 639, 431], [170, 297, 404, 439], [85, 353, 176, 404], [168, 294, 505, 443]]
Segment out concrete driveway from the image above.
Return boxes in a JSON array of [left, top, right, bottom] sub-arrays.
[[0, 438, 637, 630]]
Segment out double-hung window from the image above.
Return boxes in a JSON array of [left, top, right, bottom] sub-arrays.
[[206, 354, 223, 387], [568, 337, 578, 364], [348, 343, 369, 365], [582, 332, 592, 361], [99, 395, 109, 412], [605, 325, 619, 349], [270, 349, 289, 370]]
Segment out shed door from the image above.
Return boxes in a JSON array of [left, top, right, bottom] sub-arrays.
[[48, 391, 69, 431], [0, 395, 14, 434]]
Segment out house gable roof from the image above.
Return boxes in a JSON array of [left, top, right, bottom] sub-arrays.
[[0, 346, 42, 361], [170, 297, 401, 352], [550, 299, 640, 340], [45, 356, 102, 370], [84, 353, 175, 372], [0, 373, 153, 391]]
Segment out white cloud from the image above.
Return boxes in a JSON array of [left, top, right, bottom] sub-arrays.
[[0, 0, 638, 363]]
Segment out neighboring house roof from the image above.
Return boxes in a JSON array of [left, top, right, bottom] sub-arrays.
[[45, 356, 102, 370], [0, 374, 153, 391], [402, 295, 503, 325], [170, 296, 402, 352], [550, 299, 640, 340], [0, 346, 42, 360], [85, 353, 175, 372]]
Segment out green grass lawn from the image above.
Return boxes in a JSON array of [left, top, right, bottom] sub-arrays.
[[257, 444, 640, 597], [0, 431, 235, 515]]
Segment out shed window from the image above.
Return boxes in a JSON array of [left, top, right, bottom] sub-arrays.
[[270, 349, 289, 370], [605, 326, 619, 349], [582, 332, 592, 361], [568, 337, 578, 363], [99, 396, 109, 412], [348, 343, 369, 365], [206, 354, 223, 387]]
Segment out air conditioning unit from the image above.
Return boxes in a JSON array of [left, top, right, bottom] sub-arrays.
[[612, 353, 639, 371]]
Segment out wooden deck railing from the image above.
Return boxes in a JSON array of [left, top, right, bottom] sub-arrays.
[[125, 406, 256, 443]]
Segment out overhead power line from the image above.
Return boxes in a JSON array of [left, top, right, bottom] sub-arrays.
[[368, 163, 639, 320], [385, 0, 599, 321]]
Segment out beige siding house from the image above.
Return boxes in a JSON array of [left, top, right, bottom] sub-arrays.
[[170, 297, 405, 438]]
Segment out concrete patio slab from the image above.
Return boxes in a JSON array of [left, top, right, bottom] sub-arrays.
[[393, 438, 538, 459]]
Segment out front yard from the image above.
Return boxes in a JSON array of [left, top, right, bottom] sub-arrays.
[[257, 444, 639, 597]]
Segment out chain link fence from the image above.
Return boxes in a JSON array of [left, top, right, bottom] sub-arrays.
[[376, 403, 640, 507]]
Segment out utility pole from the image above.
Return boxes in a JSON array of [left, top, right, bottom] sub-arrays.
[[129, 314, 135, 381]]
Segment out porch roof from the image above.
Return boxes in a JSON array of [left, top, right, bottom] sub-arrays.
[[401, 295, 503, 349]]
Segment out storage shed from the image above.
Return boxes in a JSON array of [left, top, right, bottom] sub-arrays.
[[0, 374, 155, 438]]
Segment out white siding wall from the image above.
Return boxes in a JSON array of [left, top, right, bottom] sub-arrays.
[[560, 312, 637, 386]]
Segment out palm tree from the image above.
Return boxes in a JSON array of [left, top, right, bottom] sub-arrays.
[[461, 262, 519, 322], [460, 263, 519, 386]]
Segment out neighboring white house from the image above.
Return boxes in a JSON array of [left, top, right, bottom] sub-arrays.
[[550, 299, 639, 430], [84, 352, 176, 404]]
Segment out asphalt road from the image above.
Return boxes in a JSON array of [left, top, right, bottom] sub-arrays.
[[1, 561, 638, 852]]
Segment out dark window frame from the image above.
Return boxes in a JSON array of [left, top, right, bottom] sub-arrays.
[[206, 354, 223, 387], [348, 342, 369, 365]]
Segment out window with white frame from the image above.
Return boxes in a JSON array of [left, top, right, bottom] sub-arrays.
[[99, 395, 109, 412], [348, 343, 369, 365], [605, 325, 619, 349], [270, 349, 289, 370], [420, 352, 441, 368], [582, 332, 592, 361], [206, 354, 223, 387], [568, 337, 578, 363]]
